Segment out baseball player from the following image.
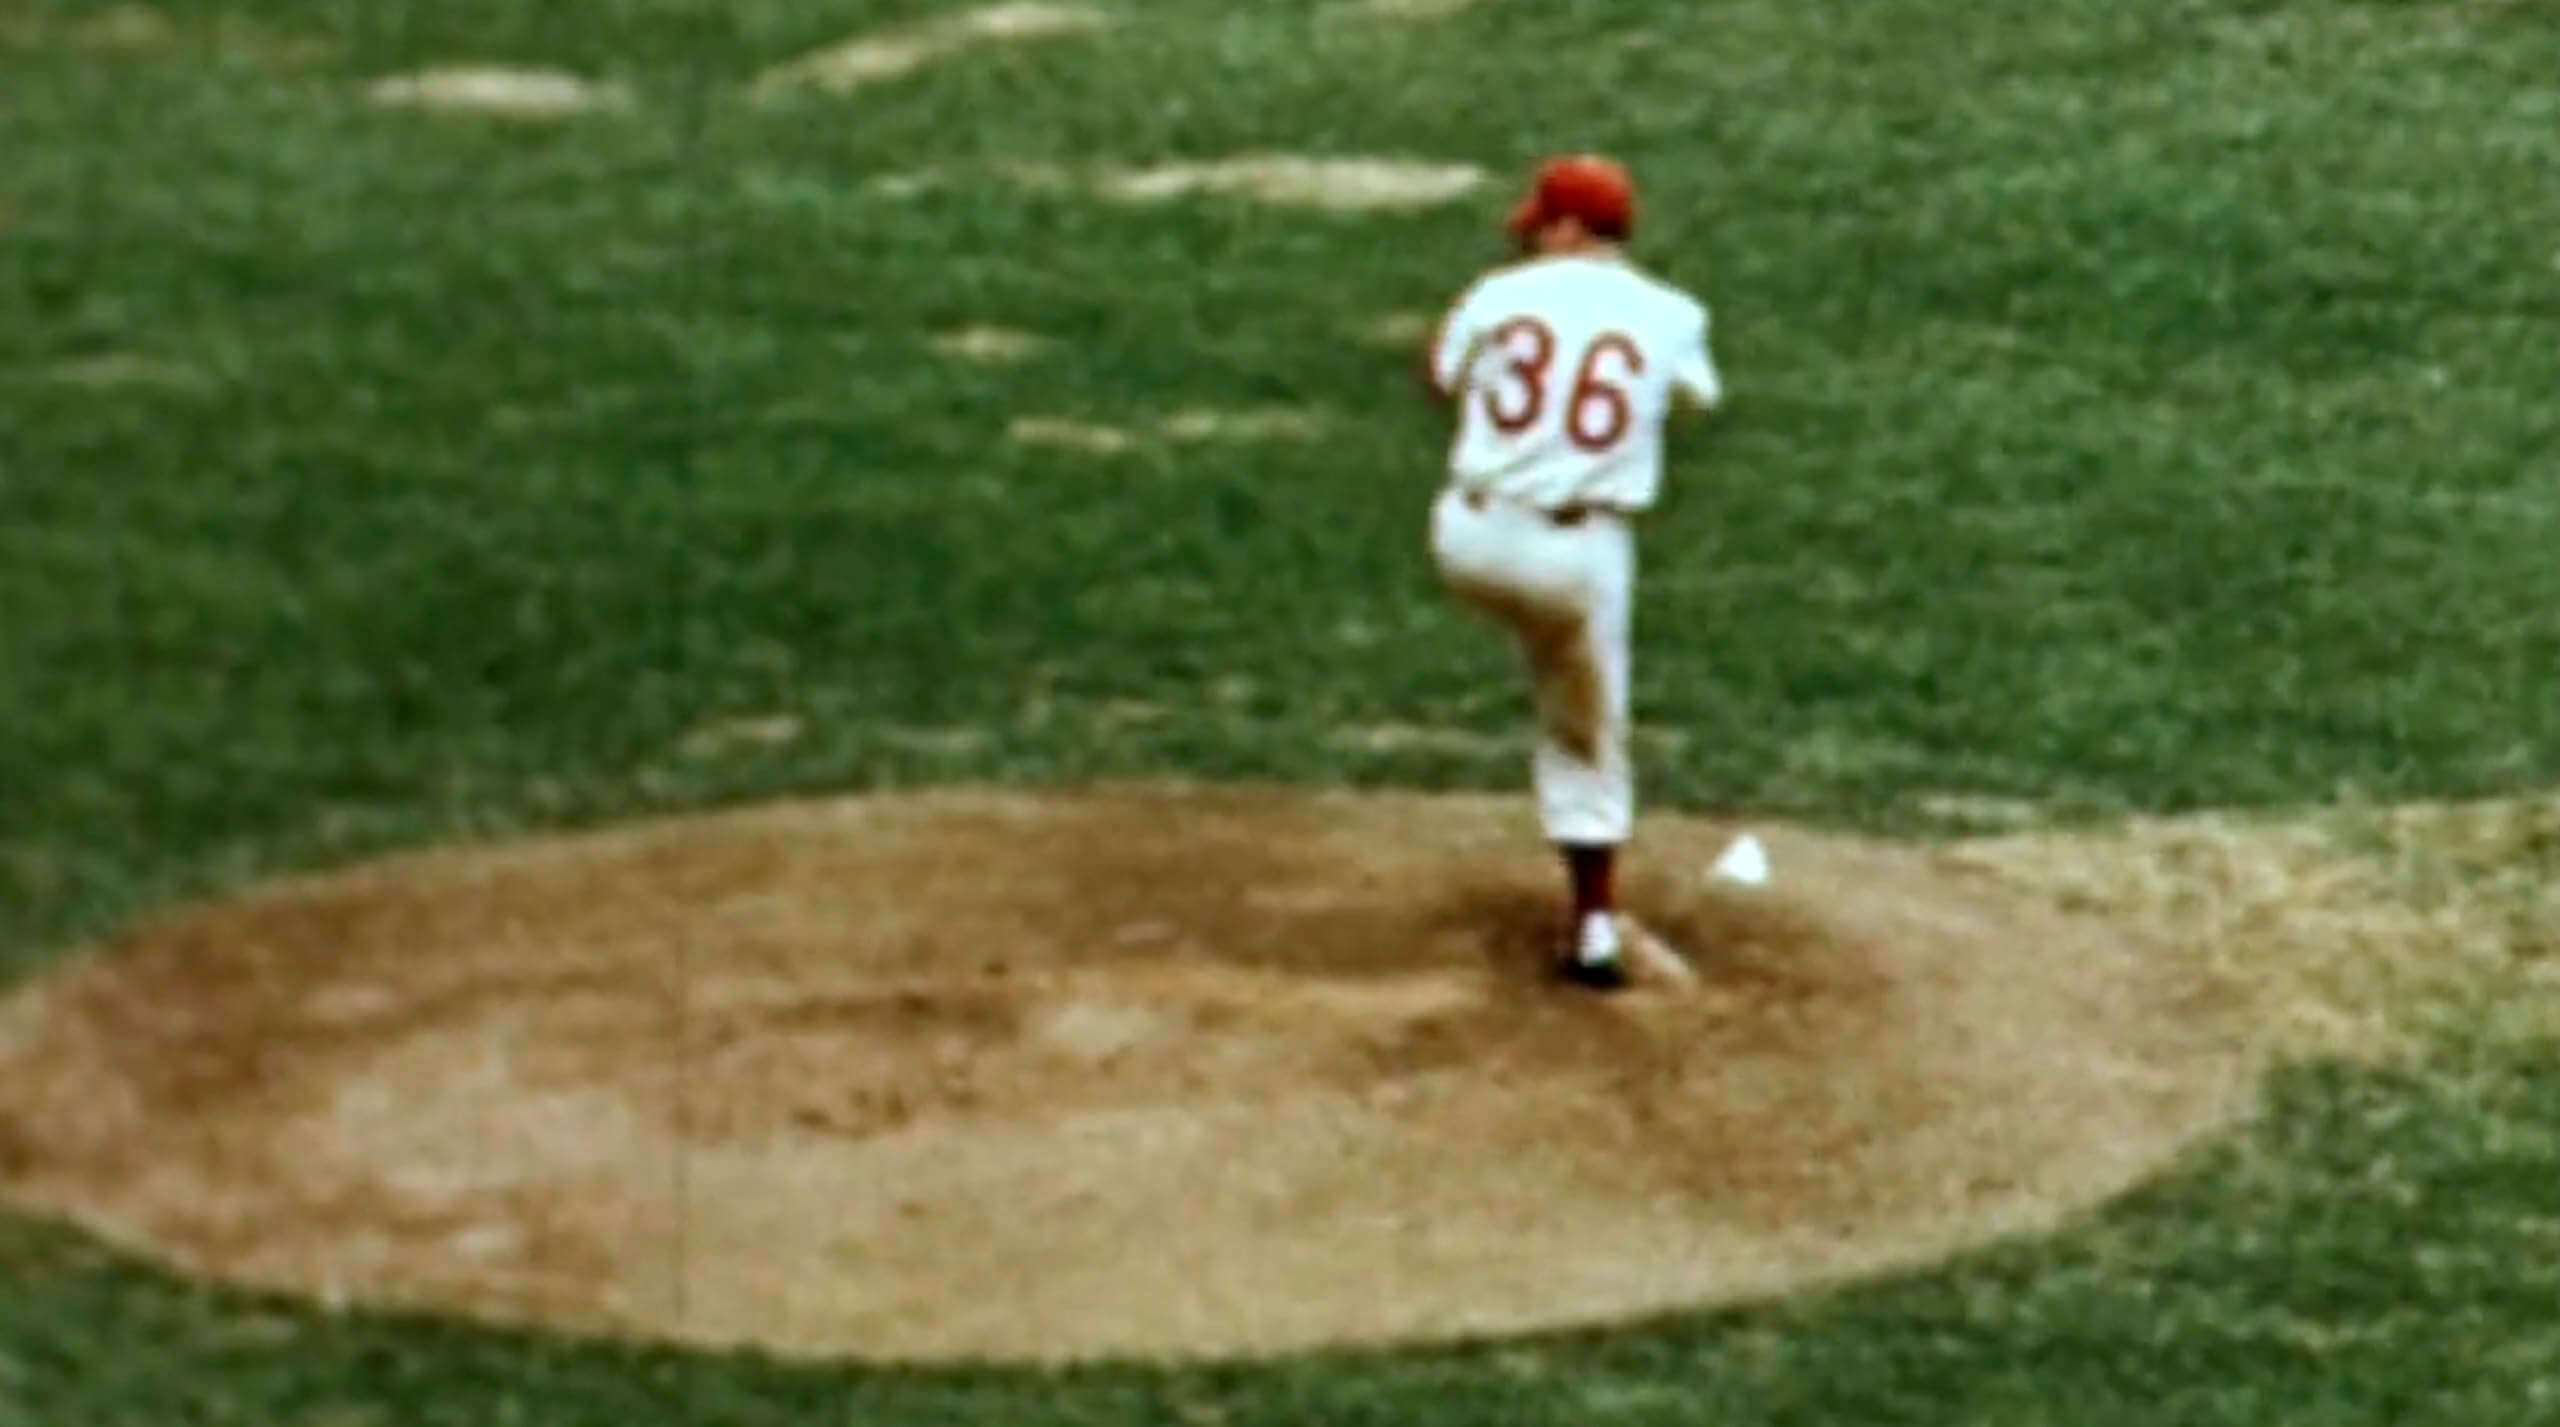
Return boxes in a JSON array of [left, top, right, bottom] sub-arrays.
[[1421, 154, 1723, 990]]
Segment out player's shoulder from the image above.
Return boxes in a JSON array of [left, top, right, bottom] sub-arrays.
[[1437, 260, 1525, 332], [1457, 253, 1560, 303], [1618, 260, 1711, 325], [1455, 254, 1709, 327]]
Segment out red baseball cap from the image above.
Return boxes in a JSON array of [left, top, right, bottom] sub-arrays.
[[1505, 154, 1636, 242]]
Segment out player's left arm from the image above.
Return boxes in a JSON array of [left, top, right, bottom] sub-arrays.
[[1421, 289, 1483, 406]]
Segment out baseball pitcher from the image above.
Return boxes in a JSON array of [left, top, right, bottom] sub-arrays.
[[1422, 154, 1723, 990]]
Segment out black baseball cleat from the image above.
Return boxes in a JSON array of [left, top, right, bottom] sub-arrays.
[[1557, 952, 1630, 991], [1556, 910, 1630, 991]]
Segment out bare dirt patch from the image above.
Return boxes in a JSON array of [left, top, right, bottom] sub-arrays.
[[35, 353, 216, 393], [929, 326, 1049, 364], [751, 4, 1112, 97], [1160, 407, 1325, 442], [1319, 0, 1483, 23], [1007, 416, 1140, 454], [1009, 407, 1328, 454], [6, 6, 330, 65], [1092, 155, 1489, 211], [0, 787, 2258, 1364], [364, 68, 632, 119], [873, 158, 1488, 212], [673, 714, 806, 761]]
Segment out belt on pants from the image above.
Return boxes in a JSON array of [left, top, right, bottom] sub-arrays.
[[1457, 487, 1604, 527]]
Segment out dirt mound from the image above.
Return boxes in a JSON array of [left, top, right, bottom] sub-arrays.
[[0, 787, 2251, 1363]]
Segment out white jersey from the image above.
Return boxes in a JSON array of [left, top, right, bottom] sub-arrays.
[[1429, 254, 1721, 512]]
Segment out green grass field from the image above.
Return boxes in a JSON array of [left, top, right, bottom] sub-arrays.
[[4, 0, 2555, 1421]]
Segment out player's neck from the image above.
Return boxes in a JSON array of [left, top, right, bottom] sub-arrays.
[[1540, 237, 1624, 263]]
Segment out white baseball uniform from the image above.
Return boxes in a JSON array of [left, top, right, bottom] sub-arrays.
[[1424, 252, 1722, 846]]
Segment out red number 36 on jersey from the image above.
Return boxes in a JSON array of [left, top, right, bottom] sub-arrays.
[[1479, 317, 1647, 454]]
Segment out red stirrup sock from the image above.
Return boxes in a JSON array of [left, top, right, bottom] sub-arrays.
[[1560, 842, 1616, 923]]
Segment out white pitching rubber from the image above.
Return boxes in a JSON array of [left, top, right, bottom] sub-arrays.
[[1711, 833, 1770, 887], [1622, 922, 1699, 986]]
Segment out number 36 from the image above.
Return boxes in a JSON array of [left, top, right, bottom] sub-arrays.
[[1480, 318, 1646, 453]]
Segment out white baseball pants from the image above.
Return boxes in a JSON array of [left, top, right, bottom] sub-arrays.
[[1426, 486, 1635, 846]]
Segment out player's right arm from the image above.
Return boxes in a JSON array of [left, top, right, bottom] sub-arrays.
[[1668, 302, 1722, 415]]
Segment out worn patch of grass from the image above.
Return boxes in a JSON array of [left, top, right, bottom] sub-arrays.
[[1953, 793, 2560, 1063]]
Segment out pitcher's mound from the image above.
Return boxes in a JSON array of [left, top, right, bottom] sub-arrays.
[[0, 786, 2248, 1363]]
